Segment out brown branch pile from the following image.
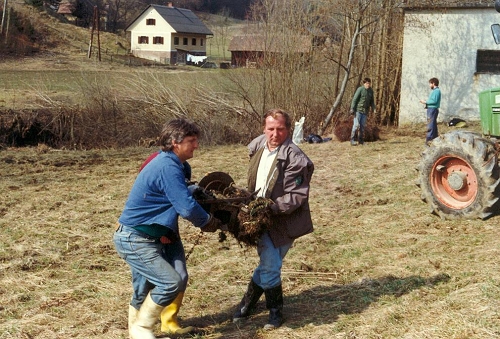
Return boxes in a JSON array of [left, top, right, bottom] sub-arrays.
[[195, 185, 272, 247], [334, 118, 380, 142], [231, 197, 273, 246]]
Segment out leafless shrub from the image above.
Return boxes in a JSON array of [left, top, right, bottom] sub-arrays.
[[22, 72, 158, 148], [123, 70, 260, 145]]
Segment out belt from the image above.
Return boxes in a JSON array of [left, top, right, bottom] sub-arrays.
[[115, 223, 177, 244]]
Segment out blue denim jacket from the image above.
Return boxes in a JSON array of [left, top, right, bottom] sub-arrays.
[[118, 151, 210, 233]]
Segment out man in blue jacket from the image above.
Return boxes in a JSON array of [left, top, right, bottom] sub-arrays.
[[350, 77, 376, 146], [114, 118, 223, 339], [420, 77, 441, 145]]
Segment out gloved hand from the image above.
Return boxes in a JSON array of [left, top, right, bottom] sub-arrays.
[[248, 197, 275, 216], [349, 109, 355, 115], [201, 215, 223, 233], [187, 184, 200, 195]]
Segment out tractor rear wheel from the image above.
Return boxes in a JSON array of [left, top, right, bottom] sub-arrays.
[[416, 130, 500, 219]]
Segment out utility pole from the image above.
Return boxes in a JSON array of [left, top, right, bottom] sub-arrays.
[[1, 0, 8, 36], [87, 6, 101, 61]]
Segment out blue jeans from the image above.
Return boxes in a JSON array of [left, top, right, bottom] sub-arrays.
[[350, 112, 368, 143], [113, 224, 188, 309], [426, 108, 439, 142], [252, 232, 293, 290]]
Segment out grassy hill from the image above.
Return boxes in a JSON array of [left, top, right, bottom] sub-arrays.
[[1, 2, 246, 64], [2, 2, 131, 64]]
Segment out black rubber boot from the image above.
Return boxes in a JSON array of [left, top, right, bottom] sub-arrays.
[[263, 284, 283, 330], [232, 279, 264, 322]]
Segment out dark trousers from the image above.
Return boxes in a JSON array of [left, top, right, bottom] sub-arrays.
[[426, 108, 439, 142]]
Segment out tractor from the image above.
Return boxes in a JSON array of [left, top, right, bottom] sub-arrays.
[[416, 1, 500, 220]]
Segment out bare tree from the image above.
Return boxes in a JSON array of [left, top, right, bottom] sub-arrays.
[[318, 0, 400, 135], [219, 0, 406, 136], [210, 8, 231, 60]]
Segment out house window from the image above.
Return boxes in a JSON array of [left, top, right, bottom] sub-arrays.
[[476, 50, 500, 73], [146, 19, 156, 25], [138, 36, 149, 44], [192, 38, 196, 45], [174, 37, 179, 45], [201, 38, 204, 47], [153, 36, 164, 45], [183, 37, 188, 45]]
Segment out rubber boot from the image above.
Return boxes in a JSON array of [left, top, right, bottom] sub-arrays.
[[232, 278, 264, 322], [160, 292, 195, 334], [128, 304, 139, 330], [263, 284, 283, 331], [129, 293, 163, 339]]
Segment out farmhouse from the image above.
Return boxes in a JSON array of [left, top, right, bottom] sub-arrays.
[[125, 3, 213, 64], [228, 34, 312, 68], [399, 1, 500, 125]]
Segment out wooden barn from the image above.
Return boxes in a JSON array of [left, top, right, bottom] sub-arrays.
[[228, 34, 312, 68]]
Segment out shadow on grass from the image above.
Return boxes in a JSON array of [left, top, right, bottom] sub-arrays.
[[284, 273, 450, 328], [173, 273, 450, 338]]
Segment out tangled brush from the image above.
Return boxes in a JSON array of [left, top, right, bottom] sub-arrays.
[[194, 181, 274, 247], [230, 197, 273, 246]]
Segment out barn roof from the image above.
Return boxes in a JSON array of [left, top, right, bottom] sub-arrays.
[[401, 0, 494, 10], [228, 35, 311, 53], [57, 1, 74, 15], [126, 4, 213, 35]]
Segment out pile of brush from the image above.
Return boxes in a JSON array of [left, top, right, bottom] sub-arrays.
[[231, 197, 273, 246], [194, 185, 273, 246]]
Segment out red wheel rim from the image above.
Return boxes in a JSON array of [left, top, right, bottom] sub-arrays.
[[430, 155, 478, 209]]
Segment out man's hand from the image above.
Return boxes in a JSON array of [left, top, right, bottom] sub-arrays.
[[201, 215, 224, 232], [349, 109, 355, 115], [248, 197, 275, 216]]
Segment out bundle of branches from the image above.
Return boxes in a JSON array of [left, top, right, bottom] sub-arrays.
[[194, 184, 273, 246], [230, 197, 273, 247]]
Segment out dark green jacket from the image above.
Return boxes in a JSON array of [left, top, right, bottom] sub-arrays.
[[351, 86, 376, 114]]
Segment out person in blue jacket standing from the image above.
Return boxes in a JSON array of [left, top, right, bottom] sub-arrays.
[[114, 118, 223, 339], [420, 77, 441, 145]]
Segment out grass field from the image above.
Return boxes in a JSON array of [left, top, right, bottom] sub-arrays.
[[1, 4, 499, 338], [1, 123, 500, 339]]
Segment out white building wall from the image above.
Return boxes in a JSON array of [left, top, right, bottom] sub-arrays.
[[128, 8, 174, 55], [400, 8, 500, 125]]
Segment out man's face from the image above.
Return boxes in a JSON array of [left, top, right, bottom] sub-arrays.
[[173, 136, 199, 162], [429, 82, 436, 89], [364, 82, 371, 89], [264, 115, 289, 151]]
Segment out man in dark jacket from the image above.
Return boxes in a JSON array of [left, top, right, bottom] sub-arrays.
[[232, 108, 314, 330], [350, 77, 376, 146]]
